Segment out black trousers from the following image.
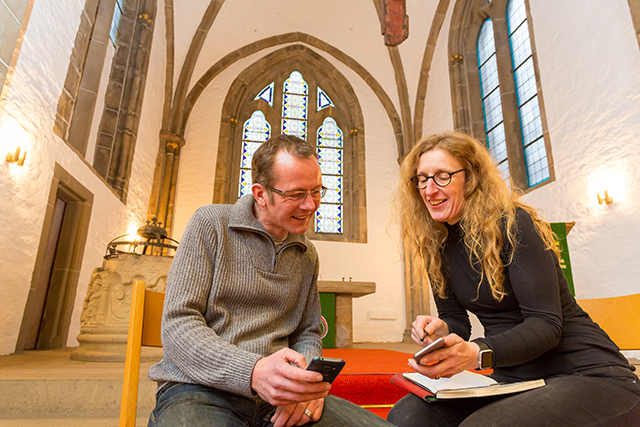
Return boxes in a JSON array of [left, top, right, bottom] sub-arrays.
[[388, 367, 640, 427]]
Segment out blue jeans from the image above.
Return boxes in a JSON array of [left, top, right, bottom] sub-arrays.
[[387, 367, 640, 427], [148, 382, 394, 427]]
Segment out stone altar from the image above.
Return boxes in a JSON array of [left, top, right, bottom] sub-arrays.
[[318, 280, 376, 348]]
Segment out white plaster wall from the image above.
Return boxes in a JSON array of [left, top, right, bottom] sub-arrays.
[[171, 0, 434, 343], [400, 0, 439, 113], [172, 0, 211, 91], [523, 0, 640, 299], [0, 0, 166, 354], [418, 1, 640, 302], [182, 0, 403, 116], [313, 48, 404, 343], [174, 39, 407, 342], [419, 1, 455, 137], [173, 45, 285, 239]]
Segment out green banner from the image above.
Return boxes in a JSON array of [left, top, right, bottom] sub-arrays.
[[319, 292, 335, 348], [550, 222, 575, 296]]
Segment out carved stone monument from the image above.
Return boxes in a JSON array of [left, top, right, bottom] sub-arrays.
[[71, 253, 172, 362]]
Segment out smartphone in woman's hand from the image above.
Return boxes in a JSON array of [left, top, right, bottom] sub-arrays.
[[413, 337, 445, 364]]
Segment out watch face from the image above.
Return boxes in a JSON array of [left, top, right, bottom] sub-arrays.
[[480, 350, 493, 368]]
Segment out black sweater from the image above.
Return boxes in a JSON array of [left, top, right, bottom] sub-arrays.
[[437, 208, 633, 382]]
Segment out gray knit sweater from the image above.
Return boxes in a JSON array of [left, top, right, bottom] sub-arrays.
[[147, 195, 322, 398]]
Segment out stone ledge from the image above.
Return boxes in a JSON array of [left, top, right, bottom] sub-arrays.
[[317, 280, 375, 298]]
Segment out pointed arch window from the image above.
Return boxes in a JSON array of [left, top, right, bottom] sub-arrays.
[[507, 0, 549, 186], [255, 82, 274, 107], [236, 72, 346, 235], [282, 71, 308, 139], [238, 110, 271, 197], [109, 0, 124, 45], [215, 49, 366, 242], [317, 87, 335, 111], [53, 0, 156, 202], [316, 117, 343, 233], [449, 0, 553, 192], [477, 19, 509, 179]]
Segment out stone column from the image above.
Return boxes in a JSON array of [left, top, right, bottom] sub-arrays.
[[402, 244, 431, 343], [147, 133, 183, 236]]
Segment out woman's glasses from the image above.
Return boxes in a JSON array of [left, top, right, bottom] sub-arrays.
[[410, 169, 465, 189]]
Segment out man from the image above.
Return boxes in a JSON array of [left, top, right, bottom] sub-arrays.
[[148, 135, 392, 427]]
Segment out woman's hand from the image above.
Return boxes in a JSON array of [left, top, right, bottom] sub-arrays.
[[411, 315, 450, 346], [408, 334, 480, 379]]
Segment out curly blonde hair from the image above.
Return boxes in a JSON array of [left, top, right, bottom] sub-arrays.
[[395, 132, 559, 301]]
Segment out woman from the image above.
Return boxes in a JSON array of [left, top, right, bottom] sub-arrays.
[[387, 132, 640, 427]]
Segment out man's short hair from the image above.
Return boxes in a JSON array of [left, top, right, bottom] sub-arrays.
[[251, 134, 318, 189]]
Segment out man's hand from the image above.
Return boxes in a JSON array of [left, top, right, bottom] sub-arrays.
[[271, 398, 325, 427], [251, 348, 331, 406]]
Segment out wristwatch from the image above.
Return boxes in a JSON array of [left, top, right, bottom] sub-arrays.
[[476, 341, 493, 370]]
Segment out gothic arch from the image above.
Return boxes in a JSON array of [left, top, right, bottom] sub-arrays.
[[179, 32, 403, 159]]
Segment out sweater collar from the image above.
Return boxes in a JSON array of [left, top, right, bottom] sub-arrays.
[[228, 194, 309, 252], [444, 220, 463, 241]]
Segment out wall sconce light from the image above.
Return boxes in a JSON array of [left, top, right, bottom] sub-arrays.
[[597, 190, 613, 205], [6, 146, 27, 166]]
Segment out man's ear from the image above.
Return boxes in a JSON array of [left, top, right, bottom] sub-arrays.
[[252, 183, 268, 207]]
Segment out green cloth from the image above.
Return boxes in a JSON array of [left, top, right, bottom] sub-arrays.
[[550, 222, 575, 296]]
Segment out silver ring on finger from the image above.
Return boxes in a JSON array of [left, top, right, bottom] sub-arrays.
[[304, 409, 313, 418]]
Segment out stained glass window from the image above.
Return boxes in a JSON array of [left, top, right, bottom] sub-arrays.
[[507, 0, 549, 186], [478, 19, 509, 179], [282, 71, 308, 139], [236, 71, 349, 235], [109, 0, 124, 45], [255, 82, 274, 106], [238, 110, 271, 197], [317, 87, 335, 111], [316, 117, 343, 233]]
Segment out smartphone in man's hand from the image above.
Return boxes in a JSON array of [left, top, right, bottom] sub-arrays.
[[306, 357, 345, 384]]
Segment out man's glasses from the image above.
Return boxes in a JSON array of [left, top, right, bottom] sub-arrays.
[[269, 186, 328, 201], [410, 169, 465, 189]]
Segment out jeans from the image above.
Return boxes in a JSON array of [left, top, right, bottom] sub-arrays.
[[148, 382, 394, 427], [387, 367, 640, 427]]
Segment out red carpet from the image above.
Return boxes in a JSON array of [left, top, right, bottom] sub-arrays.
[[322, 348, 414, 419]]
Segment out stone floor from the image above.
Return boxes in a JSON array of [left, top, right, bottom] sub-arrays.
[[0, 342, 418, 426], [0, 343, 638, 426]]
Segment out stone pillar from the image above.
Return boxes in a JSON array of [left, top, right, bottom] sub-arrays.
[[147, 134, 183, 236], [70, 253, 172, 362], [334, 295, 354, 348], [402, 244, 431, 343]]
